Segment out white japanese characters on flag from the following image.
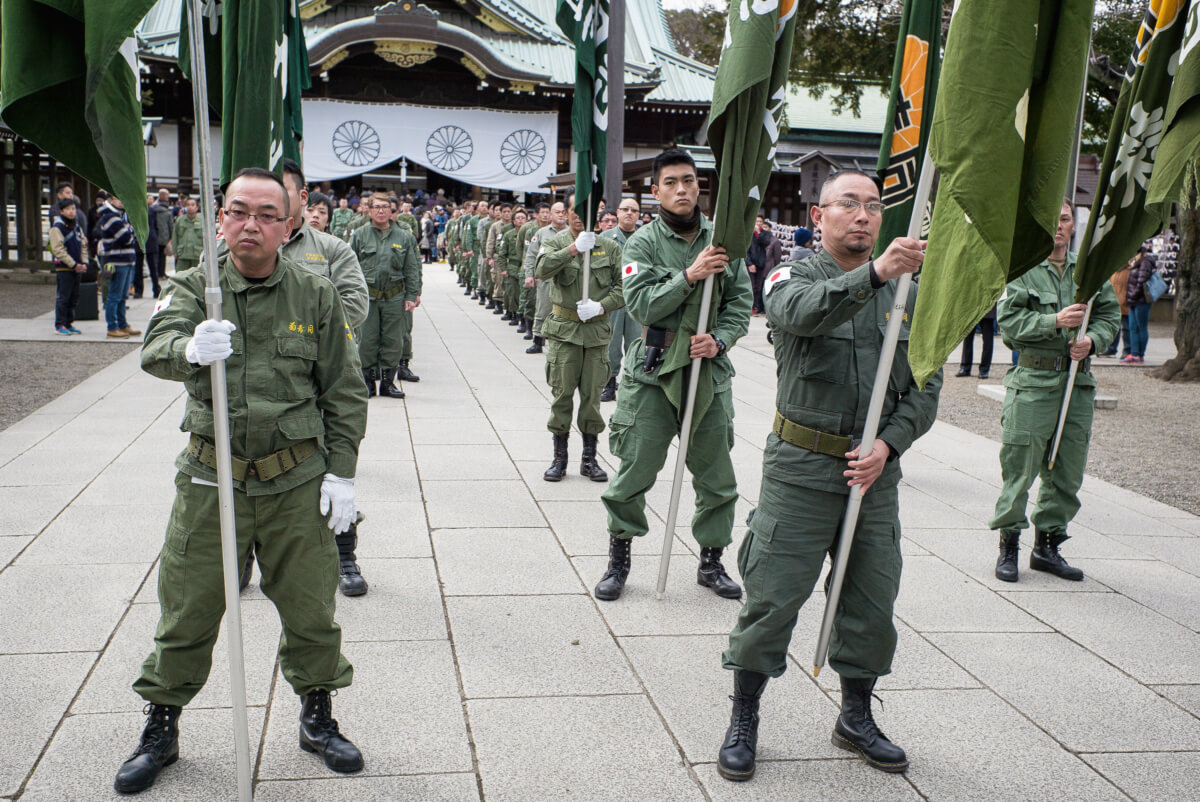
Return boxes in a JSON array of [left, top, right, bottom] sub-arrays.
[[303, 99, 558, 193], [762, 265, 791, 295]]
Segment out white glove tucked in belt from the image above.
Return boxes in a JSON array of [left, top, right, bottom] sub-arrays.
[[185, 319, 237, 366], [576, 299, 605, 322], [319, 474, 356, 534]]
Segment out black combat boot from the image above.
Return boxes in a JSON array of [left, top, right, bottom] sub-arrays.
[[525, 335, 544, 354], [114, 703, 181, 794], [832, 676, 908, 773], [238, 549, 254, 592], [501, 306, 513, 320], [397, 360, 420, 382], [543, 433, 569, 482], [379, 368, 406, 399], [508, 313, 520, 326], [335, 523, 368, 597], [594, 535, 632, 601], [362, 368, 377, 398], [523, 323, 534, 341], [717, 671, 767, 782], [517, 316, 528, 333], [1030, 529, 1084, 581], [698, 547, 743, 599], [299, 690, 364, 773], [600, 376, 618, 402], [580, 433, 608, 482], [465, 285, 474, 296], [493, 300, 505, 315], [996, 529, 1020, 582], [479, 293, 488, 306]]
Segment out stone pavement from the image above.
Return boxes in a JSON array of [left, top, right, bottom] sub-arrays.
[[2, 263, 1198, 802]]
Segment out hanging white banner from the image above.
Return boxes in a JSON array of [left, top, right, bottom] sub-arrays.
[[302, 98, 558, 192]]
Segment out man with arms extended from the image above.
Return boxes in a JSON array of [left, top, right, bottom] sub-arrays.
[[116, 168, 367, 794], [535, 193, 624, 482], [350, 194, 421, 399], [595, 148, 751, 602], [990, 200, 1119, 583], [718, 170, 938, 781], [600, 198, 642, 401], [523, 200, 568, 354]]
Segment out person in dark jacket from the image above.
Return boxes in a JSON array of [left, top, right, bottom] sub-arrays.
[[133, 195, 160, 299], [96, 197, 140, 339], [956, 305, 997, 378], [1124, 247, 1156, 364], [50, 198, 88, 334], [746, 215, 771, 314]]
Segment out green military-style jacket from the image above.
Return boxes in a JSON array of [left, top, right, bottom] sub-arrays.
[[350, 222, 421, 301], [398, 213, 419, 237], [142, 254, 367, 496], [516, 218, 539, 268], [330, 208, 355, 240], [619, 215, 752, 392], [478, 217, 494, 259], [485, 216, 503, 261], [446, 217, 460, 250], [171, 213, 205, 261], [461, 214, 478, 255], [998, 252, 1120, 391], [602, 226, 635, 247], [535, 228, 625, 348], [763, 250, 941, 495], [496, 222, 519, 275], [345, 213, 370, 238], [524, 223, 565, 279], [282, 222, 369, 328]]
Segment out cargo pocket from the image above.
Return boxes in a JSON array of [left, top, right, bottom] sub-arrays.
[[739, 507, 778, 601], [158, 523, 190, 620], [607, 406, 637, 461], [277, 414, 324, 449], [270, 336, 318, 400]]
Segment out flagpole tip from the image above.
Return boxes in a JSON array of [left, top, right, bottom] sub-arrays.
[[655, 592, 664, 601], [812, 666, 821, 677]]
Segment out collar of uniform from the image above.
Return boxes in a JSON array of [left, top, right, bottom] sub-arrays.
[[652, 213, 712, 243], [221, 251, 289, 292], [287, 220, 308, 246], [1040, 251, 1077, 272]]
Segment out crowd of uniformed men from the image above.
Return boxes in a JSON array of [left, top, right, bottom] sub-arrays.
[[111, 149, 1117, 794]]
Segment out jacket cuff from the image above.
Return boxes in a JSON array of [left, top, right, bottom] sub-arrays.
[[877, 427, 912, 458], [326, 451, 357, 479]]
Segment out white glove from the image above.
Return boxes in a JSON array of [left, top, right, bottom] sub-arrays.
[[573, 230, 596, 252], [576, 299, 605, 321], [185, 319, 236, 366], [319, 474, 356, 534]]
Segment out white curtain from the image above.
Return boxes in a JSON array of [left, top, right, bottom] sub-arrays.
[[302, 98, 558, 192]]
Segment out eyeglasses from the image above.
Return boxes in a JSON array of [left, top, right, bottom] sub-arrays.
[[618, 206, 639, 213], [223, 208, 286, 225], [820, 198, 885, 216]]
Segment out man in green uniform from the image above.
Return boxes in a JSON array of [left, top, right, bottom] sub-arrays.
[[487, 203, 511, 314], [595, 149, 751, 602], [457, 202, 477, 291], [718, 170, 939, 782], [398, 201, 419, 238], [535, 194, 624, 482], [524, 201, 568, 354], [345, 194, 373, 240], [169, 197, 204, 272], [990, 200, 1119, 582], [476, 203, 498, 308], [350, 196, 421, 399], [600, 198, 642, 401], [115, 169, 367, 795], [391, 210, 424, 384], [331, 197, 355, 240], [280, 160, 371, 596], [467, 201, 487, 298], [447, 207, 462, 278], [518, 203, 550, 336], [498, 208, 527, 329]]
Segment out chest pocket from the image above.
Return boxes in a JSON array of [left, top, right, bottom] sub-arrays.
[[799, 321, 853, 384], [269, 336, 318, 400]]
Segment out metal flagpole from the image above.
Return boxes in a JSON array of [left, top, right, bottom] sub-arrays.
[[582, 205, 593, 296], [812, 150, 936, 675], [184, 2, 254, 799], [655, 270, 717, 600]]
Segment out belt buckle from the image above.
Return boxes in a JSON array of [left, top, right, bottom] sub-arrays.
[[245, 462, 257, 478], [1053, 356, 1064, 370]]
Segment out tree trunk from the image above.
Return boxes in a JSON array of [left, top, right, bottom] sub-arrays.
[[1152, 183, 1200, 382]]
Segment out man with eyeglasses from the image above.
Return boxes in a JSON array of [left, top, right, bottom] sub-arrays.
[[349, 193, 421, 399], [717, 169, 939, 782], [600, 199, 643, 401], [524, 200, 568, 354], [117, 168, 368, 794]]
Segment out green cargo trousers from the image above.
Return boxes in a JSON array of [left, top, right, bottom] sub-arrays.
[[479, 258, 493, 296], [545, 339, 608, 435], [357, 295, 406, 371], [134, 473, 352, 706], [532, 280, 553, 336], [400, 305, 414, 362], [503, 275, 521, 317], [723, 475, 901, 680], [602, 381, 736, 548], [606, 306, 642, 379], [522, 280, 536, 320], [989, 382, 1095, 534]]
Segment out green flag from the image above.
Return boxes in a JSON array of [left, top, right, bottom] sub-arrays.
[[556, 0, 609, 223], [707, 0, 798, 255], [874, 0, 942, 255], [908, 0, 1094, 388], [1, 0, 156, 245], [1075, 0, 1200, 303], [179, 0, 310, 187]]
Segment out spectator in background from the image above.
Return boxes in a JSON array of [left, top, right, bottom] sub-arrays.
[[1124, 246, 1156, 365], [1104, 257, 1133, 358], [48, 182, 76, 231], [96, 195, 140, 339], [132, 194, 159, 300], [87, 190, 108, 284], [763, 220, 783, 280], [598, 211, 618, 232], [790, 226, 816, 261], [331, 197, 355, 240], [50, 198, 87, 335], [956, 305, 997, 379], [746, 215, 770, 315], [147, 189, 174, 293], [170, 197, 205, 272], [306, 192, 333, 233], [639, 212, 653, 227]]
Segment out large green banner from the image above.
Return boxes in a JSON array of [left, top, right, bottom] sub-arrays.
[[556, 0, 609, 223]]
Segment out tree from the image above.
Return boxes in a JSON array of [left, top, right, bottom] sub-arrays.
[[663, 2, 725, 66], [1153, 198, 1200, 382]]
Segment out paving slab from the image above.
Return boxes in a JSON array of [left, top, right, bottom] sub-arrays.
[[334, 558, 446, 643], [20, 706, 266, 802], [895, 556, 1051, 633], [414, 444, 520, 481], [896, 486, 986, 530], [259, 640, 471, 779], [432, 527, 582, 595], [0, 652, 96, 797], [0, 534, 32, 568], [446, 594, 637, 698], [353, 501, 431, 558], [1001, 591, 1200, 684], [694, 760, 921, 802], [539, 500, 692, 557], [1081, 751, 1200, 802], [0, 483, 79, 536], [353, 461, 421, 502], [929, 632, 1200, 751], [469, 695, 705, 802], [15, 503, 170, 566], [622, 634, 842, 762], [1073, 557, 1200, 630], [1155, 684, 1200, 717], [422, 480, 545, 528], [408, 416, 500, 445], [255, 773, 480, 802], [1110, 534, 1200, 577]]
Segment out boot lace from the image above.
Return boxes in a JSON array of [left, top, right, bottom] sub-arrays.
[[726, 695, 757, 744], [307, 690, 342, 736], [131, 704, 176, 758], [858, 691, 888, 742]]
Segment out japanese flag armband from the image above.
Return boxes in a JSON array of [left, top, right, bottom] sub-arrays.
[[763, 265, 791, 297]]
